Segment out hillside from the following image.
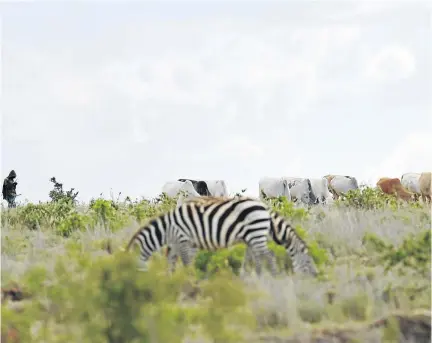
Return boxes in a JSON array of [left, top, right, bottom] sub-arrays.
[[1, 188, 431, 343]]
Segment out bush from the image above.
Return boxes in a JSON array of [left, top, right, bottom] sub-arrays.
[[1, 248, 255, 343], [48, 177, 79, 204], [334, 186, 425, 211], [363, 230, 431, 277]]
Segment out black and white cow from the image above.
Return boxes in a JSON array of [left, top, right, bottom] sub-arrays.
[[177, 179, 229, 197], [177, 179, 211, 196], [284, 177, 317, 206]]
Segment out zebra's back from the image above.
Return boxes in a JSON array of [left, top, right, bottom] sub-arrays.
[[127, 196, 279, 276], [175, 196, 272, 251]]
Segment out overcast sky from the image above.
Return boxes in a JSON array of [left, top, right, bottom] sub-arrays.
[[1, 1, 431, 204]]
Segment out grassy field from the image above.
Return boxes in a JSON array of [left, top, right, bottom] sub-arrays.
[[1, 187, 431, 343]]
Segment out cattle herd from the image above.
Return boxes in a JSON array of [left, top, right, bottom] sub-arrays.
[[128, 171, 430, 276], [161, 172, 432, 206]]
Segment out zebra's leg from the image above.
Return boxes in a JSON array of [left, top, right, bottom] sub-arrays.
[[250, 244, 279, 277], [137, 256, 149, 272], [266, 249, 278, 277], [240, 246, 255, 276], [166, 245, 179, 274], [243, 244, 278, 277], [247, 244, 269, 277], [178, 241, 196, 269]]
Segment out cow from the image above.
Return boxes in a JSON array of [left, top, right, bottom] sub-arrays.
[[324, 175, 359, 200], [419, 172, 431, 204], [177, 178, 211, 196], [161, 180, 187, 198], [176, 180, 202, 206], [376, 177, 413, 201], [401, 173, 422, 201], [309, 178, 332, 205], [161, 179, 200, 197], [258, 177, 291, 202], [284, 177, 316, 206], [203, 180, 229, 197]]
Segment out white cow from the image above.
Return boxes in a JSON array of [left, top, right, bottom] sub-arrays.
[[401, 173, 421, 199], [258, 177, 291, 201], [283, 177, 316, 205], [309, 178, 332, 205], [205, 180, 229, 197], [161, 180, 201, 206], [161, 180, 187, 197], [326, 175, 359, 199], [176, 181, 201, 206]]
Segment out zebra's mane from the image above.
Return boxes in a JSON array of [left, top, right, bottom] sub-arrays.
[[126, 227, 146, 251], [125, 215, 166, 252], [184, 195, 258, 205], [268, 210, 310, 249]]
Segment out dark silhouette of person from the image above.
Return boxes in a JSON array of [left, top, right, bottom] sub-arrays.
[[2, 170, 18, 208]]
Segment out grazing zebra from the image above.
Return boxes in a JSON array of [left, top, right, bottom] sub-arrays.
[[126, 196, 278, 276], [166, 197, 318, 277]]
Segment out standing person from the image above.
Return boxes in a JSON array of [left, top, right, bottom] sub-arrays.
[[2, 170, 18, 208]]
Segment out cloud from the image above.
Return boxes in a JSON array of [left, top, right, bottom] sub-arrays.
[[364, 45, 417, 83], [215, 135, 264, 159], [1, 1, 430, 202], [362, 131, 432, 185]]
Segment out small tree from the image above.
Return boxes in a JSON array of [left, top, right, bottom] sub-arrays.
[[48, 177, 79, 204]]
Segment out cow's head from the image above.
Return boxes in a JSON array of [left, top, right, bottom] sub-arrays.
[[195, 181, 211, 196]]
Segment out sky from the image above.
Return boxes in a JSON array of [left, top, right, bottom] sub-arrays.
[[1, 0, 431, 204]]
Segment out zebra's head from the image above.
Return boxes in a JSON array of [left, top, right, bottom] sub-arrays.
[[270, 212, 318, 277], [291, 249, 318, 277]]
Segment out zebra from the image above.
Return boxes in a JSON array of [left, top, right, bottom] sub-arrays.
[[166, 196, 318, 277], [126, 196, 279, 276]]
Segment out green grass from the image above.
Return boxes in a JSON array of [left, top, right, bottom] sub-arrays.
[[1, 189, 431, 343]]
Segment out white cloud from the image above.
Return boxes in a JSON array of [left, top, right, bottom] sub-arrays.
[[216, 136, 264, 159], [1, 2, 430, 202], [362, 131, 432, 185], [363, 45, 417, 83]]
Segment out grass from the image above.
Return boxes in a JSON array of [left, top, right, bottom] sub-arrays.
[[1, 189, 431, 343]]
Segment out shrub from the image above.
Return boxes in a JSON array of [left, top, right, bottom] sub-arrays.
[[334, 185, 426, 211], [2, 248, 255, 343], [363, 230, 431, 277], [48, 177, 79, 204]]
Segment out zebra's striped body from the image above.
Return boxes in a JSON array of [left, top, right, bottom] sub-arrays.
[[165, 196, 318, 277], [126, 196, 278, 276]]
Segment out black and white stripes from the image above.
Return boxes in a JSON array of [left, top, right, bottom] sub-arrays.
[[126, 196, 278, 276], [126, 196, 318, 277], [242, 210, 318, 276]]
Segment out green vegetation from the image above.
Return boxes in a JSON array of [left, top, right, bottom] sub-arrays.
[[1, 181, 431, 342]]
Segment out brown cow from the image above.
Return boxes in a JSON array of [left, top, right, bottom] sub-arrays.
[[419, 172, 431, 204], [1, 327, 20, 343], [376, 177, 413, 201]]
